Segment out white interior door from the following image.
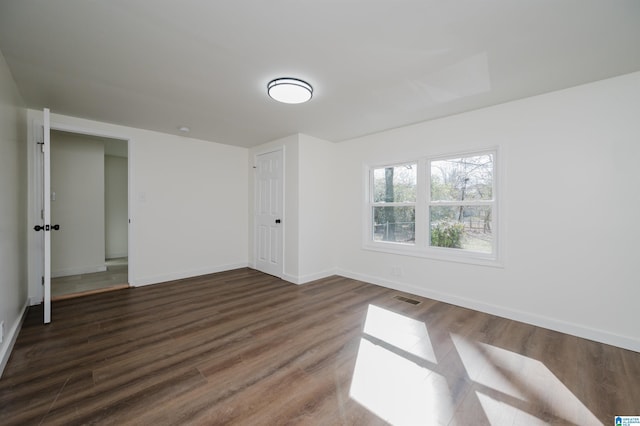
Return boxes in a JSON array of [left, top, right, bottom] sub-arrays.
[[42, 108, 51, 323], [255, 149, 284, 277]]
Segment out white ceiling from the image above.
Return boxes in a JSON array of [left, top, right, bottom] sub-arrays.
[[1, 0, 639, 148]]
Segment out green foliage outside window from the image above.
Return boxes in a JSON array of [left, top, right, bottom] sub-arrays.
[[430, 221, 465, 248]]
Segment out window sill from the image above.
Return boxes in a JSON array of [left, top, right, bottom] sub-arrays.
[[363, 242, 504, 268]]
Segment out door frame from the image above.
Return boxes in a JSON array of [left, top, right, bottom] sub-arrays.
[[253, 147, 285, 278], [27, 112, 135, 308]]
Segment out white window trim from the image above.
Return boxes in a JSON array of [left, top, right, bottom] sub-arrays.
[[363, 147, 503, 268]]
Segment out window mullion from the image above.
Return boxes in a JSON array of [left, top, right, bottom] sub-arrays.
[[372, 202, 416, 207], [415, 158, 427, 247], [428, 200, 494, 206]]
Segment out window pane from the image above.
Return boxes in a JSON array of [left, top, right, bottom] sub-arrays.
[[431, 154, 493, 201], [429, 206, 492, 253], [373, 164, 417, 203], [373, 206, 415, 244]]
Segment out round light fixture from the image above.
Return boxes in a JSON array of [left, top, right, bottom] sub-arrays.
[[267, 78, 313, 104]]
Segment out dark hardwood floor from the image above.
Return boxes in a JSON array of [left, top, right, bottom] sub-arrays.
[[1, 268, 638, 425]]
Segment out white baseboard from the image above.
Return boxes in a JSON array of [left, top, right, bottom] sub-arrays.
[[282, 269, 337, 285], [106, 253, 128, 260], [0, 300, 29, 378], [52, 264, 107, 278], [336, 268, 640, 353], [132, 262, 249, 287]]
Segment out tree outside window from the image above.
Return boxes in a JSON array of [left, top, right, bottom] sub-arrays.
[[429, 153, 494, 253], [372, 163, 416, 244]]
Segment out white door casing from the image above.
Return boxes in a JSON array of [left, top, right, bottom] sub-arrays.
[[42, 108, 51, 324], [32, 109, 133, 322], [254, 149, 284, 277]]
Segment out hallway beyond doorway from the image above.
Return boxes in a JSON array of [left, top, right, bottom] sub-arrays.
[[51, 257, 128, 300]]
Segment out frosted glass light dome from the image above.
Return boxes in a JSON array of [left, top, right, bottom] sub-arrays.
[[267, 78, 313, 104]]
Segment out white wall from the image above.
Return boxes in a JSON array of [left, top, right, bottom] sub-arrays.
[[334, 71, 640, 352], [50, 131, 105, 277], [27, 111, 249, 299], [0, 50, 27, 376], [105, 155, 128, 259], [297, 134, 337, 281], [249, 134, 337, 284]]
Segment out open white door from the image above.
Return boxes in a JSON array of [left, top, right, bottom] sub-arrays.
[[254, 149, 284, 277], [41, 108, 51, 323]]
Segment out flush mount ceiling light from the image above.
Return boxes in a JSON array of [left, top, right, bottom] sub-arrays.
[[267, 78, 313, 104]]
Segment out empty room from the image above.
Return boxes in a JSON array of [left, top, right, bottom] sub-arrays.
[[1, 1, 639, 425]]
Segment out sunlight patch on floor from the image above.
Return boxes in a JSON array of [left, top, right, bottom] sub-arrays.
[[350, 338, 453, 425], [475, 392, 549, 426], [349, 304, 450, 424], [362, 304, 436, 363], [451, 333, 528, 401], [349, 305, 603, 425], [452, 334, 602, 426]]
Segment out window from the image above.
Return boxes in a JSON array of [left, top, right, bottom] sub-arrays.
[[429, 153, 495, 254], [366, 149, 499, 265], [371, 163, 417, 245]]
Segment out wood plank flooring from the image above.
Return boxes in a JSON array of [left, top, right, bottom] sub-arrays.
[[1, 268, 638, 425]]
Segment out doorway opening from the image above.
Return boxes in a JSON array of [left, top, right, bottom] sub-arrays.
[[49, 130, 129, 299]]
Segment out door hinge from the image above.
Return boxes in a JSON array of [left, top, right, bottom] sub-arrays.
[[41, 276, 44, 286], [41, 209, 44, 220]]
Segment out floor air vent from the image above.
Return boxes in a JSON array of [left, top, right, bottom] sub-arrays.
[[393, 295, 421, 305]]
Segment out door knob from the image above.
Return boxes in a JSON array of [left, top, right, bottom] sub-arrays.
[[33, 224, 60, 231], [275, 219, 281, 224]]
